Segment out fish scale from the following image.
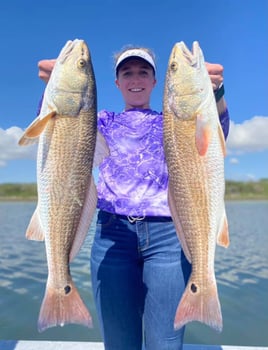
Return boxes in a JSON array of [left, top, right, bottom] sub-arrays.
[[163, 41, 229, 332]]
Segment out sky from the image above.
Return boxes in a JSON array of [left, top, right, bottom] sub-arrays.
[[0, 0, 267, 183]]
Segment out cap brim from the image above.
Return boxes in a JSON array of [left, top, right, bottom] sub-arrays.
[[115, 49, 156, 74]]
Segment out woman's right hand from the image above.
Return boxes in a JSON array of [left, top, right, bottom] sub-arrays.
[[38, 59, 56, 83]]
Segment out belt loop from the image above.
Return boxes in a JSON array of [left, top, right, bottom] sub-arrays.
[[127, 215, 145, 223]]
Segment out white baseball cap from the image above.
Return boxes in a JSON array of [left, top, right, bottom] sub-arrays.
[[115, 48, 156, 75]]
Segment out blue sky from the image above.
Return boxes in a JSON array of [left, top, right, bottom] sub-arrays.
[[0, 0, 267, 183]]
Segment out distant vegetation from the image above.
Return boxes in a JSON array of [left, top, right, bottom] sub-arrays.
[[0, 179, 268, 201], [0, 183, 37, 201], [225, 179, 268, 200]]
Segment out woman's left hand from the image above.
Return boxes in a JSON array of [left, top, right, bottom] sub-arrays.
[[205, 62, 224, 91]]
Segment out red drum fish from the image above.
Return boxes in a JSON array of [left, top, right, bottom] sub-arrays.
[[19, 39, 98, 332], [163, 41, 229, 332]]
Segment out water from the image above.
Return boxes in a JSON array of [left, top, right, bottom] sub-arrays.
[[0, 201, 268, 346]]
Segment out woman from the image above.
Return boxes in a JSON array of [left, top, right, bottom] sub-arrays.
[[38, 45, 229, 350]]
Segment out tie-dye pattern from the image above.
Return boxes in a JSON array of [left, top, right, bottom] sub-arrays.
[[96, 109, 170, 217], [96, 108, 230, 217]]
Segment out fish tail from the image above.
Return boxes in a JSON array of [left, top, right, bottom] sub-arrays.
[[174, 277, 222, 332], [38, 280, 92, 332]]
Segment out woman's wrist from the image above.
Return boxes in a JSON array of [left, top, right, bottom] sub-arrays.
[[214, 83, 224, 103]]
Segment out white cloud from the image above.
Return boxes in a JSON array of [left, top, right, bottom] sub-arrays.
[[229, 157, 239, 164], [226, 116, 268, 154], [0, 127, 37, 167]]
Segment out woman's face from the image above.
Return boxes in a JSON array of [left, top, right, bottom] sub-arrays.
[[116, 58, 156, 110]]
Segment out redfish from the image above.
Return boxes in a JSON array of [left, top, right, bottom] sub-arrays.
[[19, 39, 98, 332], [163, 41, 229, 332]]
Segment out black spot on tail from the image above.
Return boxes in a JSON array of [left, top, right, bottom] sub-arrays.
[[64, 285, 71, 295], [190, 283, 198, 293]]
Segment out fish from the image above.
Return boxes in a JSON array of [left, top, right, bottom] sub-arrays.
[[162, 41, 229, 332], [18, 39, 99, 332]]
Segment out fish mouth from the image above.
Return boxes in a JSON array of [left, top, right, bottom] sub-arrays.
[[173, 41, 202, 68], [58, 39, 89, 64]]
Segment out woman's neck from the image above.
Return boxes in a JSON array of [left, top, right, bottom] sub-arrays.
[[125, 104, 151, 110]]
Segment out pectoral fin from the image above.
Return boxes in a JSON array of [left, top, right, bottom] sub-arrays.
[[195, 114, 211, 156], [18, 111, 57, 146]]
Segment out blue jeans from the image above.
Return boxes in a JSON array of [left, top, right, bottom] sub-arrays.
[[90, 210, 191, 350]]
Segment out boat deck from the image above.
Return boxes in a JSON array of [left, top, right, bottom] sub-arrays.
[[1, 340, 267, 350]]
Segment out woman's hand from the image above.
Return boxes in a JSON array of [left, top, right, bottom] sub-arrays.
[[205, 62, 227, 113], [38, 59, 56, 83], [205, 62, 224, 91]]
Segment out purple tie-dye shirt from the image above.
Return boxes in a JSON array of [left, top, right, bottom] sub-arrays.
[[96, 108, 229, 217]]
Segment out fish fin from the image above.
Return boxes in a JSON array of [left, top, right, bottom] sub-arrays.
[[168, 185, 192, 263], [18, 111, 57, 146], [174, 276, 223, 332], [217, 211, 230, 248], [18, 136, 39, 146], [25, 206, 45, 241], [218, 123, 227, 157], [69, 177, 97, 262], [195, 114, 212, 156], [38, 279, 92, 332], [93, 131, 110, 168]]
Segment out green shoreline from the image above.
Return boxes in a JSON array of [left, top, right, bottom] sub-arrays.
[[1, 180, 268, 201]]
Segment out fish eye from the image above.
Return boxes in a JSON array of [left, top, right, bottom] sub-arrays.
[[170, 62, 177, 71], [78, 59, 86, 68]]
